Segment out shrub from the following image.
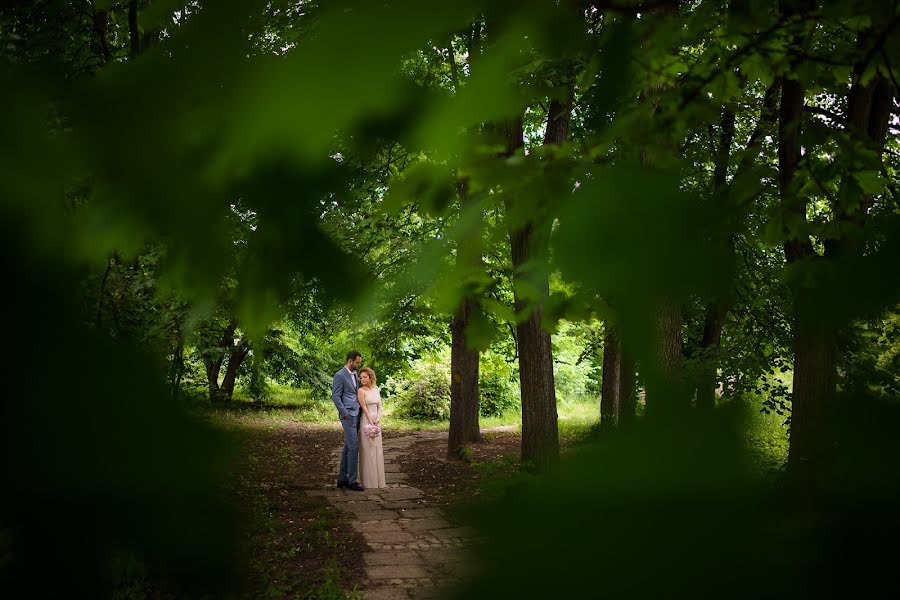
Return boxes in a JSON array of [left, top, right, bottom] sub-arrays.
[[479, 355, 519, 417], [553, 321, 601, 400], [391, 361, 451, 420]]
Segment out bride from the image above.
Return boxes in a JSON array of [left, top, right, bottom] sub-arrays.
[[357, 367, 386, 489]]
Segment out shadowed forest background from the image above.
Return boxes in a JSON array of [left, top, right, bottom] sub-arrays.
[[2, 0, 900, 598]]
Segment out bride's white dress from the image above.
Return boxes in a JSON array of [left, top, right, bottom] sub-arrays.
[[358, 387, 386, 489]]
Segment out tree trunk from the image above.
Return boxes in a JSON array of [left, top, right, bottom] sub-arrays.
[[787, 315, 837, 483], [778, 0, 819, 483], [221, 344, 249, 401], [513, 283, 559, 469], [206, 359, 223, 402], [501, 103, 564, 469], [637, 1, 685, 415], [449, 297, 482, 457], [646, 300, 686, 415], [449, 179, 483, 459], [206, 322, 237, 402], [600, 323, 621, 429]]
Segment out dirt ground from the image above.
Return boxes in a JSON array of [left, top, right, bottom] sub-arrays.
[[392, 428, 523, 508], [227, 420, 525, 598], [227, 420, 366, 598]]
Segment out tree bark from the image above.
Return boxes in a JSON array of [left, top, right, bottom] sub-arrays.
[[205, 321, 236, 402], [777, 0, 819, 484], [780, 13, 894, 486], [206, 359, 223, 402], [502, 94, 572, 468], [787, 313, 837, 480], [600, 323, 621, 429], [449, 179, 483, 459], [221, 343, 249, 400], [636, 1, 686, 414], [646, 299, 686, 414]]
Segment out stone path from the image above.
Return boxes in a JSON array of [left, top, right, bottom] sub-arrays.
[[306, 431, 478, 600]]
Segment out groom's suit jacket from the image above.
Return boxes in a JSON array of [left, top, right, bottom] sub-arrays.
[[331, 367, 360, 419]]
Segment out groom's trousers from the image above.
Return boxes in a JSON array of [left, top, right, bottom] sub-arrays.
[[338, 412, 360, 483]]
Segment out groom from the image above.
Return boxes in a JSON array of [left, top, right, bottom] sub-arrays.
[[332, 350, 365, 491]]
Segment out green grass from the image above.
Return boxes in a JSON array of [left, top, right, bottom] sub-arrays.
[[195, 384, 338, 425], [744, 399, 790, 474], [198, 385, 784, 476], [198, 384, 603, 437], [380, 394, 600, 434]]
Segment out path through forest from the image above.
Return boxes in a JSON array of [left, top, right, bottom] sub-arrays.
[[306, 431, 480, 600]]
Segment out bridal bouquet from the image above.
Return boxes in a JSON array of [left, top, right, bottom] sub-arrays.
[[363, 423, 381, 439]]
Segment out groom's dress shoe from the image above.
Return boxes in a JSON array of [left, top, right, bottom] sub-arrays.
[[336, 480, 349, 489], [348, 482, 365, 492]]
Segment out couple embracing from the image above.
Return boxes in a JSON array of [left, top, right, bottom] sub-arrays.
[[332, 350, 386, 491]]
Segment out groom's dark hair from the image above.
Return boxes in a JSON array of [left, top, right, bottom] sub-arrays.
[[346, 350, 362, 362]]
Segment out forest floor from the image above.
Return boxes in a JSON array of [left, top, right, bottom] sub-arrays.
[[224, 417, 532, 599]]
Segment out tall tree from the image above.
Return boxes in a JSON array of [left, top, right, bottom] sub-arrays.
[[600, 322, 621, 428], [503, 88, 573, 468], [448, 27, 485, 458], [639, 0, 688, 415], [449, 178, 484, 458], [778, 0, 895, 485], [777, 0, 822, 483]]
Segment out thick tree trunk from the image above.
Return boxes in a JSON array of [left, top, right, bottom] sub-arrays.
[[787, 316, 837, 481], [221, 344, 249, 400], [509, 213, 558, 468], [781, 83, 822, 482], [449, 179, 483, 459], [206, 360, 223, 402], [600, 323, 621, 429], [449, 297, 482, 458], [646, 300, 686, 414], [502, 94, 572, 469], [637, 1, 684, 414], [206, 322, 236, 402], [778, 0, 819, 483], [513, 282, 559, 469]]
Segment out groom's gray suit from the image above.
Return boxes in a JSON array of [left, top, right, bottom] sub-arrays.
[[332, 366, 360, 484]]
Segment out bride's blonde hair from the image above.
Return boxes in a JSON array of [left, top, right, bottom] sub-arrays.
[[359, 367, 377, 387]]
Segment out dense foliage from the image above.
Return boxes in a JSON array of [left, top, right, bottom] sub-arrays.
[[3, 0, 900, 597]]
